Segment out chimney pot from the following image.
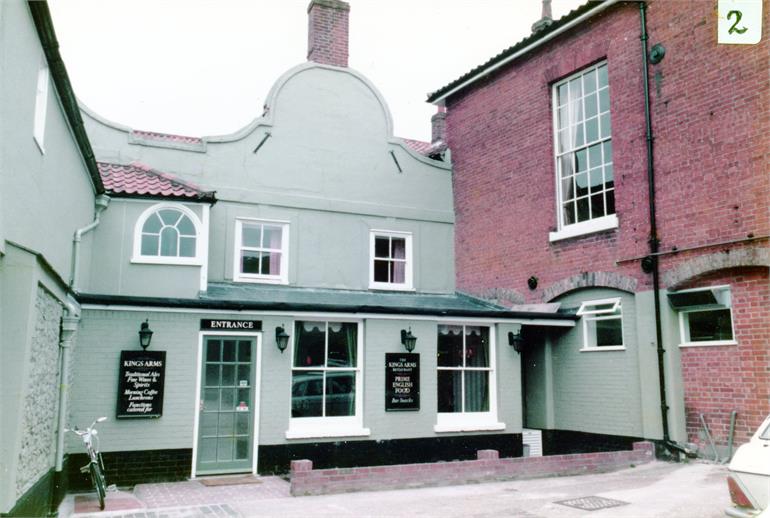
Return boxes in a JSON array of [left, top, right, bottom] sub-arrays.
[[307, 0, 350, 67]]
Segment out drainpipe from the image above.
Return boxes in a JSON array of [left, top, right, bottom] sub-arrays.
[[70, 194, 110, 291], [640, 2, 679, 452], [52, 298, 80, 510]]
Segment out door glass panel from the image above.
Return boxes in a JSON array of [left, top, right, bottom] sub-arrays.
[[205, 364, 220, 386], [218, 413, 234, 435], [223, 341, 236, 362], [220, 388, 235, 411], [206, 341, 221, 362], [238, 341, 251, 362], [222, 365, 235, 386], [199, 438, 217, 462], [217, 437, 234, 461], [235, 413, 249, 435], [203, 389, 219, 411], [235, 438, 249, 460], [237, 365, 250, 386], [200, 413, 218, 436]]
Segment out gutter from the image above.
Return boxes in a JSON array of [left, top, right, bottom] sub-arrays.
[[428, 0, 621, 105]]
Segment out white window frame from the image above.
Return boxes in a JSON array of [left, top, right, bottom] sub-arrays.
[[549, 61, 617, 242], [435, 323, 504, 433], [577, 297, 625, 352], [233, 218, 289, 285], [33, 58, 50, 153], [676, 286, 737, 347], [286, 319, 369, 439], [131, 202, 205, 265], [369, 230, 414, 291]]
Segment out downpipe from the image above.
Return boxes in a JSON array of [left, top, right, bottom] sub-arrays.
[[70, 194, 110, 291]]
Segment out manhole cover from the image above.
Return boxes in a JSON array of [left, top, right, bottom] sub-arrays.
[[556, 495, 629, 511]]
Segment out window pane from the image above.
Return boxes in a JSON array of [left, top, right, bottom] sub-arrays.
[[465, 327, 489, 368], [142, 213, 163, 234], [159, 226, 178, 256], [557, 83, 568, 105], [325, 372, 355, 417], [235, 438, 249, 460], [575, 172, 588, 197], [218, 437, 234, 461], [562, 177, 575, 202], [374, 237, 390, 258], [242, 224, 262, 248], [575, 149, 587, 172], [688, 309, 733, 342], [560, 155, 574, 178], [294, 322, 325, 367], [583, 69, 597, 94], [563, 201, 576, 226], [437, 325, 463, 367], [179, 236, 196, 257], [391, 238, 406, 259], [205, 364, 220, 387], [158, 209, 181, 226], [218, 413, 234, 435], [221, 364, 235, 386], [327, 322, 357, 367], [598, 64, 608, 87], [223, 340, 236, 362], [589, 168, 603, 193], [602, 141, 613, 164], [241, 250, 260, 274], [568, 77, 582, 102], [262, 225, 283, 249], [606, 189, 616, 214], [437, 370, 462, 413], [259, 252, 271, 275], [177, 215, 196, 236], [585, 116, 599, 143], [390, 261, 406, 284], [220, 388, 235, 411], [464, 371, 490, 412], [558, 129, 570, 153], [599, 87, 610, 112], [588, 143, 602, 168], [203, 389, 218, 411], [558, 106, 569, 129], [141, 234, 159, 256], [596, 318, 623, 346], [199, 438, 216, 462], [590, 193, 605, 218], [374, 260, 390, 282], [268, 252, 282, 276], [574, 123, 584, 147], [584, 93, 598, 118], [600, 112, 611, 139], [237, 364, 250, 385], [577, 197, 590, 222], [292, 370, 323, 417], [238, 341, 251, 362], [200, 413, 217, 436], [235, 413, 249, 435], [206, 340, 221, 362]]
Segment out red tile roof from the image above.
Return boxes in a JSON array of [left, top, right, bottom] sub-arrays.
[[130, 130, 203, 145], [98, 162, 216, 202], [402, 138, 432, 155]]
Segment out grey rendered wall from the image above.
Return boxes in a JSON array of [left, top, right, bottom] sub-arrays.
[[71, 309, 521, 455], [547, 288, 644, 437], [82, 63, 455, 294], [82, 199, 205, 298]]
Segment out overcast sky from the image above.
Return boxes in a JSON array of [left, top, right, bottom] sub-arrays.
[[48, 0, 585, 142]]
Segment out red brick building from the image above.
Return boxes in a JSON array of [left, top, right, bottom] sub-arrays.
[[429, 0, 769, 454]]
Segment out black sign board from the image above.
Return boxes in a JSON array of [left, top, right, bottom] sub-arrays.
[[200, 319, 262, 331], [385, 353, 419, 411], [116, 350, 166, 419]]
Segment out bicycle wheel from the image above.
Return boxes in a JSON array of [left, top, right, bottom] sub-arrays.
[[90, 462, 106, 510]]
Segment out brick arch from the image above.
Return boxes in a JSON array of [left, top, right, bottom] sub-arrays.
[[542, 272, 638, 302], [664, 248, 770, 290], [468, 287, 526, 306]]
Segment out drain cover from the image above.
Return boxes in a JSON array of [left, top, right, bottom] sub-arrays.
[[556, 495, 629, 511]]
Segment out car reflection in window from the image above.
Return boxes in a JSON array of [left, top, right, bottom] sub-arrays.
[[292, 372, 355, 418]]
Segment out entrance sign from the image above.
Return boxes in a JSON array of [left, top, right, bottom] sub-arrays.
[[385, 353, 419, 411], [116, 350, 166, 418], [200, 319, 262, 331], [718, 0, 762, 44]]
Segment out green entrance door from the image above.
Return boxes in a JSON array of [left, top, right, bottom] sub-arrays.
[[197, 336, 257, 475]]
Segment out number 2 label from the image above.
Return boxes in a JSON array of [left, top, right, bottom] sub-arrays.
[[718, 0, 763, 44]]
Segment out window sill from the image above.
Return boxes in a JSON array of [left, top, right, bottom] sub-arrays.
[[131, 256, 203, 266], [549, 214, 618, 242], [368, 283, 415, 292], [285, 427, 371, 440], [433, 422, 506, 433], [679, 340, 738, 348], [579, 346, 626, 352], [234, 275, 288, 285]]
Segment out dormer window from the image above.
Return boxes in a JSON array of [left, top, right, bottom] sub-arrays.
[[369, 230, 413, 291], [132, 203, 204, 265]]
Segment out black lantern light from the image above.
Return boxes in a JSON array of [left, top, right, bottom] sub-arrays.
[[275, 325, 290, 354], [400, 328, 417, 353], [138, 319, 154, 350], [508, 329, 525, 353]]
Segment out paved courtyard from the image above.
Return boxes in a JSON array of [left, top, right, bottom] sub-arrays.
[[60, 460, 731, 518]]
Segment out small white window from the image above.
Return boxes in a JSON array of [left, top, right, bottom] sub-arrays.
[[369, 230, 413, 290], [578, 297, 624, 351], [33, 59, 50, 153], [435, 324, 503, 432], [286, 320, 368, 439], [234, 219, 289, 284], [672, 286, 736, 347], [132, 203, 204, 265]]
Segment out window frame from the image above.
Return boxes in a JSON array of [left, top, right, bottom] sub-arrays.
[[549, 61, 617, 242], [369, 230, 414, 291], [578, 297, 625, 352], [233, 218, 290, 285], [286, 319, 369, 439], [676, 286, 737, 348], [33, 58, 50, 153], [131, 202, 205, 265], [434, 323, 504, 433]]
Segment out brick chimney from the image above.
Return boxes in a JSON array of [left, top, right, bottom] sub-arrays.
[[307, 0, 350, 67], [431, 107, 447, 147]]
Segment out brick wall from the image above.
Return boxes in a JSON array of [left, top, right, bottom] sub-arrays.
[[678, 267, 770, 448], [290, 441, 654, 496]]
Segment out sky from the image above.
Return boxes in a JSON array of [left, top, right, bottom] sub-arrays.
[[48, 0, 586, 142]]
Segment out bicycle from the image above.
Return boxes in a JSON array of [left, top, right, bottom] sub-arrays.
[[68, 417, 108, 510]]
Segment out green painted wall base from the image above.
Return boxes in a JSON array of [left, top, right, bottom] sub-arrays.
[[0, 466, 62, 518]]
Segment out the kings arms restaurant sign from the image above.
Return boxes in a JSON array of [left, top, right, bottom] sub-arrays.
[[116, 350, 166, 419]]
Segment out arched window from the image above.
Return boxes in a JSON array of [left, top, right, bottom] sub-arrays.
[[133, 203, 203, 264]]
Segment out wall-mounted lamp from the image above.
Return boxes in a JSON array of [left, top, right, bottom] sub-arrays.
[[275, 325, 290, 354], [400, 328, 417, 353], [138, 319, 154, 350], [508, 329, 525, 354]]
